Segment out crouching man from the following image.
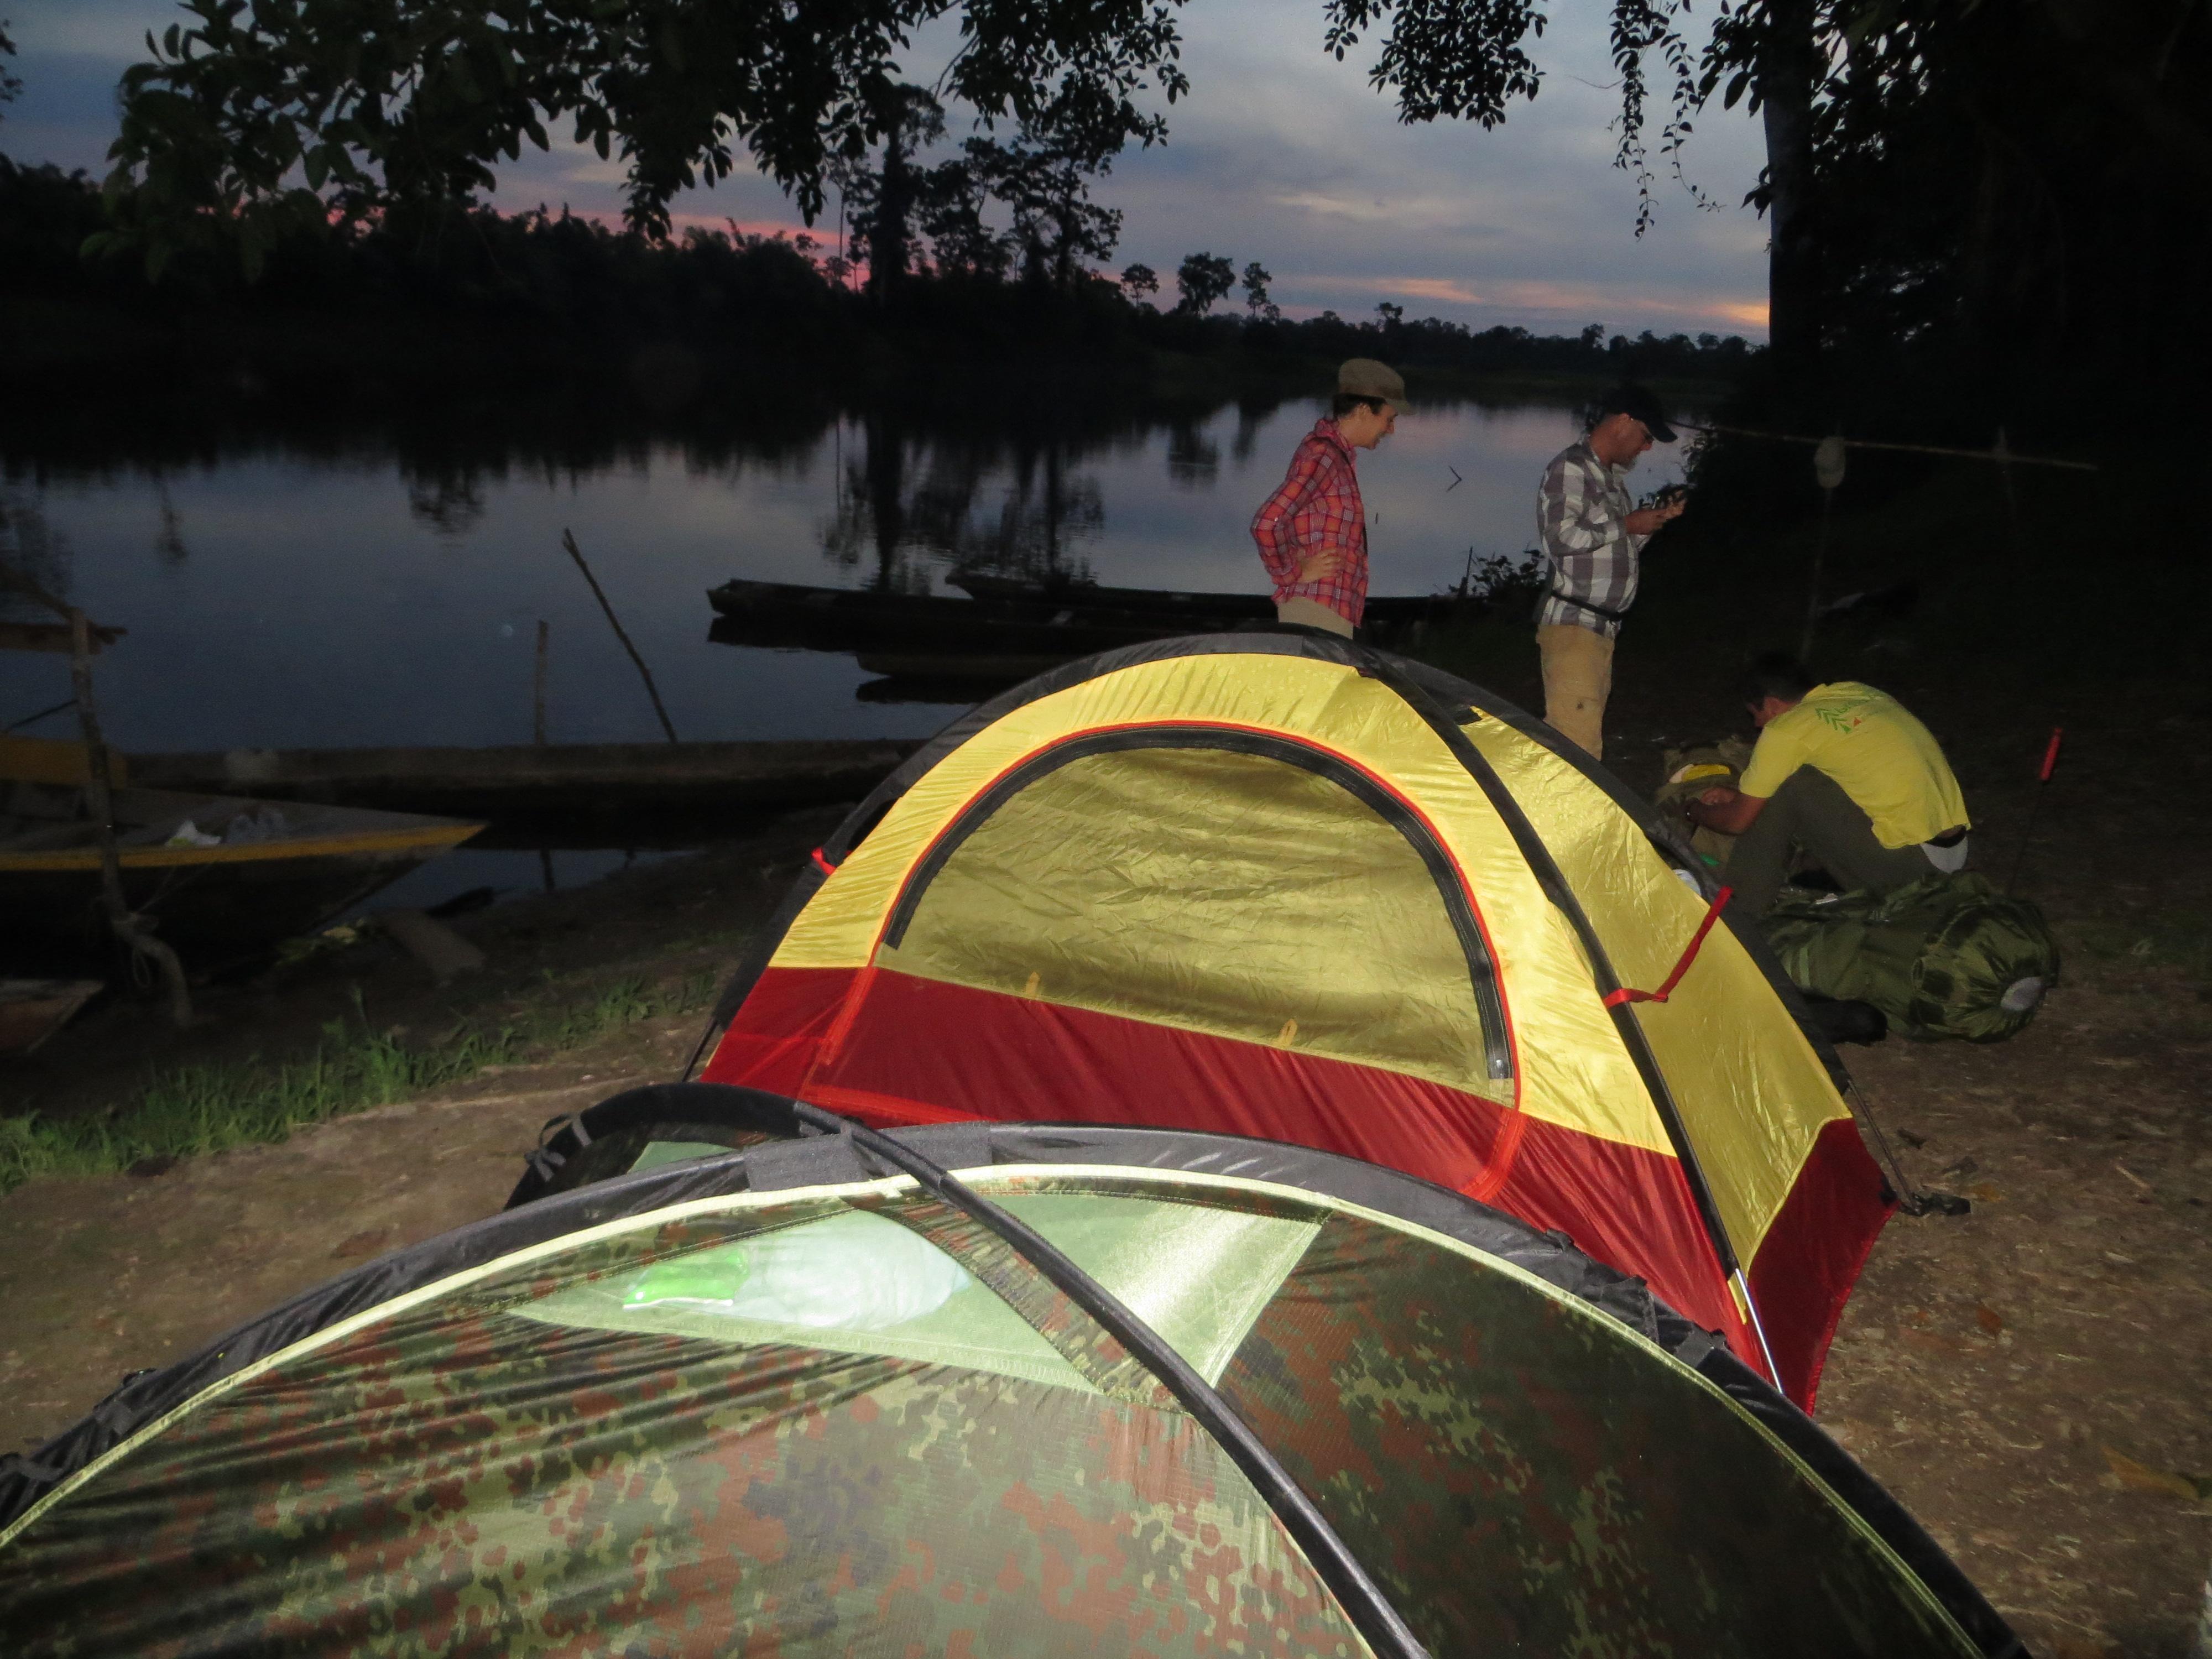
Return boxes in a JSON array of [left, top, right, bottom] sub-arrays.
[[1688, 654, 1971, 916]]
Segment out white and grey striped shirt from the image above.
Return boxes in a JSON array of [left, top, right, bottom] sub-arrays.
[[1535, 440, 1649, 639]]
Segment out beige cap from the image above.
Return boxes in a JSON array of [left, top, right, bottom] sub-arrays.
[[1337, 357, 1407, 413]]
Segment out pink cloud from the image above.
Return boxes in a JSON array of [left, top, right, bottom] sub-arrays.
[[1287, 272, 1767, 336]]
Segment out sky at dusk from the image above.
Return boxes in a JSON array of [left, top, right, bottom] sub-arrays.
[[2, 0, 1772, 338]]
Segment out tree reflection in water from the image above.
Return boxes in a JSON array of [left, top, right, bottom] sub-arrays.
[[817, 410, 1126, 593]]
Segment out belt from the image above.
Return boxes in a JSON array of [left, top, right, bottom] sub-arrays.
[[1541, 587, 1631, 623]]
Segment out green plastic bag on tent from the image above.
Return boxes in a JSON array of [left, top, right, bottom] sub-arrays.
[[1764, 872, 2060, 1041]]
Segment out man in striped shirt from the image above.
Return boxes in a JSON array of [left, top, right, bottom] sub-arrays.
[[1533, 385, 1686, 759], [1251, 359, 1405, 635]]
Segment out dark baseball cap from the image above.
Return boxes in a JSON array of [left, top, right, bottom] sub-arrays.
[[1597, 384, 1677, 443]]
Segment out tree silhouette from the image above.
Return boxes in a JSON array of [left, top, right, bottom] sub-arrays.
[[100, 0, 1184, 275], [1240, 260, 1274, 319], [914, 155, 1013, 281], [837, 87, 947, 299], [85, 0, 2212, 397], [1120, 262, 1160, 300], [1175, 252, 1235, 315], [967, 118, 1124, 289]]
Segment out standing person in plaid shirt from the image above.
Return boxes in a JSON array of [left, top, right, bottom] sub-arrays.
[[1251, 359, 1406, 637], [1534, 385, 1687, 760]]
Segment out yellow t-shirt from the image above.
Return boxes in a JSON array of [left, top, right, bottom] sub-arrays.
[[1739, 681, 1969, 848]]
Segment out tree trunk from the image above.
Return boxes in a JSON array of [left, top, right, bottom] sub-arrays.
[[1757, 0, 1820, 364], [868, 124, 912, 301], [864, 411, 906, 589]]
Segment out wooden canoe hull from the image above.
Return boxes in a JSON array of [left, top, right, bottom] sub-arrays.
[[0, 979, 103, 1054], [706, 576, 1471, 677], [126, 741, 922, 847], [0, 784, 481, 973]]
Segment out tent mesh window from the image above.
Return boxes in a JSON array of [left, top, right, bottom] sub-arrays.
[[879, 740, 1512, 1093]]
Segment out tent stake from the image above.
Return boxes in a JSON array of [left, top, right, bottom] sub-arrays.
[[1842, 1075, 1969, 1218], [2004, 726, 2064, 894]]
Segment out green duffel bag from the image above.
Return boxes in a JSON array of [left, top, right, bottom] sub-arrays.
[[1763, 871, 2060, 1041]]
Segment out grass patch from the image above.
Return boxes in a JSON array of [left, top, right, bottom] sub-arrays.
[[0, 969, 718, 1199]]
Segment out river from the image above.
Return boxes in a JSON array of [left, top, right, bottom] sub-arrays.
[[1, 394, 1686, 907]]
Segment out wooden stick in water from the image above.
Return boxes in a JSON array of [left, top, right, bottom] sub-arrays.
[[533, 619, 550, 746], [561, 530, 679, 744], [69, 609, 192, 1027], [534, 617, 556, 892]]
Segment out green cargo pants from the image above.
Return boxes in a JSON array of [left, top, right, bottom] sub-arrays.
[[1726, 765, 1936, 916]]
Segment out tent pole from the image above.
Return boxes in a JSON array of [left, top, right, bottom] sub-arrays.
[[1369, 652, 1785, 1387], [1731, 1267, 1783, 1386], [790, 1102, 1436, 1659]]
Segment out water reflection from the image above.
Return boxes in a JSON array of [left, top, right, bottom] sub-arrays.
[[154, 484, 190, 565], [408, 469, 490, 537], [818, 413, 1109, 594], [0, 392, 1631, 760], [1166, 421, 1221, 487]]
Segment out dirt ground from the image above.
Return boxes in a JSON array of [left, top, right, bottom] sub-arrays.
[[2, 659, 2206, 1657]]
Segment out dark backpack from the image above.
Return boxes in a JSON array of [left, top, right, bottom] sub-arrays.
[[1763, 872, 2060, 1042]]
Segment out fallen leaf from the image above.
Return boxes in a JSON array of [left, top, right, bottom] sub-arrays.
[[1966, 1182, 2002, 1202], [2100, 1446, 2210, 1501], [332, 1228, 395, 1260], [1975, 1305, 2005, 1336], [1897, 1129, 1928, 1149]]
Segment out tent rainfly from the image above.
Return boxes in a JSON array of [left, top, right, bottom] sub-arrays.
[[0, 1103, 2023, 1657], [692, 634, 1895, 1406]]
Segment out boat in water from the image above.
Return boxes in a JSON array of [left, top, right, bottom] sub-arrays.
[[946, 571, 1467, 632], [2, 738, 482, 973], [706, 573, 1472, 680]]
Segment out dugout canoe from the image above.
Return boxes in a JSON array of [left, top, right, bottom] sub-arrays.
[[126, 740, 923, 847], [706, 575, 1470, 675], [948, 571, 1469, 631], [0, 978, 104, 1054], [706, 577, 1163, 659], [0, 779, 481, 972]]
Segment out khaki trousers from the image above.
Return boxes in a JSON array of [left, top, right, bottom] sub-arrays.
[[1275, 597, 1355, 637], [1537, 622, 1614, 760]]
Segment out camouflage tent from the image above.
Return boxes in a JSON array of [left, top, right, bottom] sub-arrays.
[[1, 1100, 2022, 1658]]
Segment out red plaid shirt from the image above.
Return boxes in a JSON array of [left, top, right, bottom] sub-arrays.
[[1251, 418, 1369, 626]]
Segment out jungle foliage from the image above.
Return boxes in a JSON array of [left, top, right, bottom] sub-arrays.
[[34, 0, 2212, 427], [0, 156, 1750, 437]]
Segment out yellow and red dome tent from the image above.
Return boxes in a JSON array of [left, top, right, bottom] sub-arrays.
[[696, 634, 1892, 1404]]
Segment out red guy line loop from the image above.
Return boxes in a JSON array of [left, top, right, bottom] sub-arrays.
[[1603, 886, 1735, 1009], [810, 847, 838, 877]]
